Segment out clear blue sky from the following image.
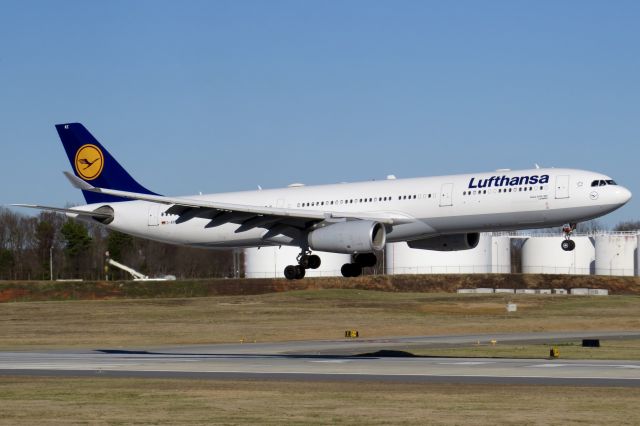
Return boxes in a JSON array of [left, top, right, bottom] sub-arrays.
[[1, 1, 638, 226]]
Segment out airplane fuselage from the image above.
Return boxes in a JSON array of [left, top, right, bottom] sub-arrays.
[[79, 167, 630, 249]]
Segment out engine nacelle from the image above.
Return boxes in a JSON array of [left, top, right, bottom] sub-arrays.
[[308, 220, 386, 254], [407, 233, 480, 251]]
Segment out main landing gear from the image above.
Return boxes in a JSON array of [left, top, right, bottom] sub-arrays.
[[284, 251, 321, 280], [561, 223, 577, 251], [341, 253, 378, 278]]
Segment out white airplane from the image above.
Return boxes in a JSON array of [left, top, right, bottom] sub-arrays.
[[15, 123, 632, 280]]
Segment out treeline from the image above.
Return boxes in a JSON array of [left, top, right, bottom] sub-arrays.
[[1, 208, 638, 281], [0, 208, 234, 281]]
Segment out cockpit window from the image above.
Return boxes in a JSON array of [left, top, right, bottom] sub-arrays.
[[591, 179, 618, 187]]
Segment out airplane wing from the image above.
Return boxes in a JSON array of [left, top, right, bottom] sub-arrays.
[[63, 172, 414, 227]]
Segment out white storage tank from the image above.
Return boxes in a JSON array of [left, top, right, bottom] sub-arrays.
[[637, 234, 640, 276], [491, 236, 512, 273], [521, 236, 595, 275], [385, 233, 493, 275], [595, 234, 637, 276], [244, 246, 350, 278]]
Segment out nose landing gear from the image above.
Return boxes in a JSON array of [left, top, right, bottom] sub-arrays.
[[561, 223, 577, 251], [284, 250, 322, 280]]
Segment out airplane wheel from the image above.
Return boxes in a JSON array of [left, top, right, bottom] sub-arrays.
[[294, 265, 306, 279], [561, 240, 575, 252], [284, 265, 297, 280], [341, 263, 362, 278], [341, 263, 353, 277], [298, 255, 310, 269], [307, 255, 321, 269], [351, 263, 363, 277], [354, 253, 377, 268]]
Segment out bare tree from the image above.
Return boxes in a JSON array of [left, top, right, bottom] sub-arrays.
[[613, 220, 640, 232]]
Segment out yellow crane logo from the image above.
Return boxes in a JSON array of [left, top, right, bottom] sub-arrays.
[[74, 144, 104, 180]]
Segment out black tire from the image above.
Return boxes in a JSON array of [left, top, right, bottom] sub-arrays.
[[568, 240, 576, 251], [307, 255, 321, 269], [561, 240, 571, 251], [294, 265, 306, 280], [284, 265, 297, 280], [351, 263, 363, 277], [341, 263, 353, 277], [354, 253, 377, 268]]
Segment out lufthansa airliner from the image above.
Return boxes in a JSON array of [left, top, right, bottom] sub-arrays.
[[15, 123, 632, 279]]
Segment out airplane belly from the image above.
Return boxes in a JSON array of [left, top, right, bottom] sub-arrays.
[[157, 220, 268, 246]]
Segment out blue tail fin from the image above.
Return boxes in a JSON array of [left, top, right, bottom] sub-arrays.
[[56, 123, 158, 204]]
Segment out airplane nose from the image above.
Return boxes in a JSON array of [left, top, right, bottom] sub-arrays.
[[616, 186, 632, 205]]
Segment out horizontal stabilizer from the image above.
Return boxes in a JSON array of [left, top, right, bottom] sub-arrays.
[[63, 171, 94, 191], [11, 204, 114, 219]]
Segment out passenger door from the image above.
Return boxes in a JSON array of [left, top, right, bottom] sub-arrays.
[[148, 204, 160, 226], [555, 175, 570, 199], [439, 183, 454, 207]]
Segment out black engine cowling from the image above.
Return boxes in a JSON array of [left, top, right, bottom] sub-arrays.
[[407, 233, 480, 251], [307, 220, 386, 254]]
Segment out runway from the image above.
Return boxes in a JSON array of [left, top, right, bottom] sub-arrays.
[[2, 331, 640, 386]]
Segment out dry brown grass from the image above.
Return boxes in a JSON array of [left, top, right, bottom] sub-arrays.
[[0, 376, 639, 425], [1, 290, 640, 350]]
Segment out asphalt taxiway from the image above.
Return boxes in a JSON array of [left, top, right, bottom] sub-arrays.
[[2, 331, 640, 386]]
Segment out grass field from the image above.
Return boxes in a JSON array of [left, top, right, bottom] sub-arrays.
[[2, 289, 640, 351], [2, 289, 640, 424], [1, 376, 639, 425]]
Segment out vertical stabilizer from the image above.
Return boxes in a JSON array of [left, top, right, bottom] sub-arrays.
[[55, 123, 158, 203]]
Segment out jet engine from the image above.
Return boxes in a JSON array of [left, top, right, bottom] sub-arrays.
[[407, 233, 480, 251], [307, 220, 386, 254]]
